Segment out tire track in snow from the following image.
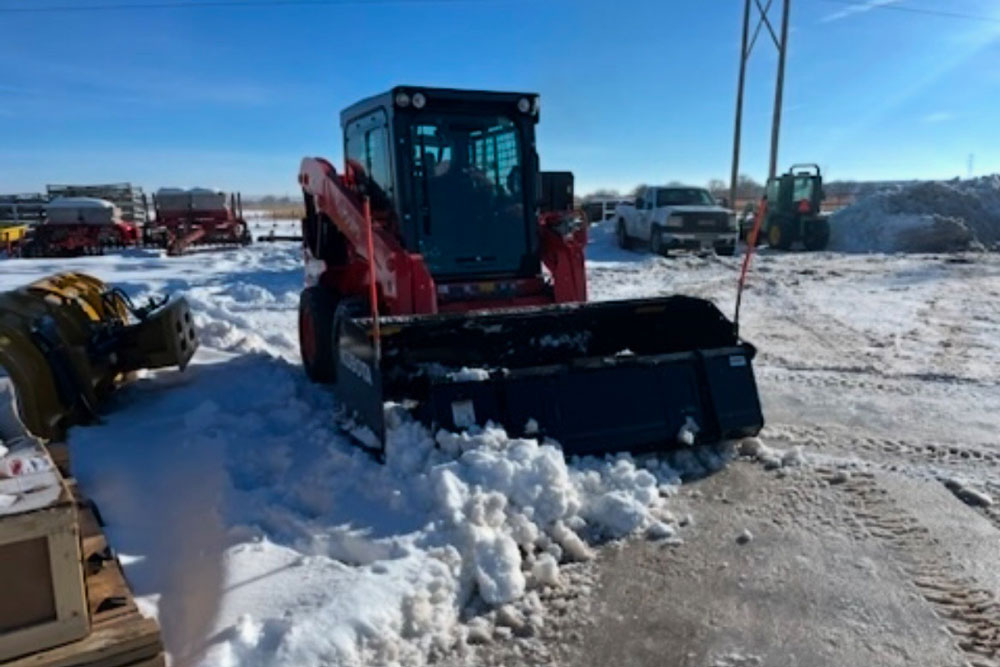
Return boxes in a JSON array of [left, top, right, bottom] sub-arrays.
[[829, 472, 1000, 667], [763, 423, 1000, 535]]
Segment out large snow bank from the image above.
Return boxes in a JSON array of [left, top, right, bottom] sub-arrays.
[[829, 175, 1000, 253]]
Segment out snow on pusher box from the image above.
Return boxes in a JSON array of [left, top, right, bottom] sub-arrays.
[[0, 273, 197, 442], [297, 85, 764, 455]]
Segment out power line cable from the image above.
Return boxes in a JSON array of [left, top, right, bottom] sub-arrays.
[[0, 0, 495, 13], [816, 0, 1000, 25]]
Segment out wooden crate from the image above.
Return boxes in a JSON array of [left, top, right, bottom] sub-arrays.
[[3, 489, 164, 667], [0, 471, 88, 662], [42, 444, 70, 479]]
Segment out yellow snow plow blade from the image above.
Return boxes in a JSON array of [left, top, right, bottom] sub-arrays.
[[0, 272, 197, 441]]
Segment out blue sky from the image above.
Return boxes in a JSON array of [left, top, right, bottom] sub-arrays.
[[1, 0, 998, 196]]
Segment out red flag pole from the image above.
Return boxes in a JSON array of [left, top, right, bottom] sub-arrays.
[[734, 196, 767, 334], [363, 196, 381, 360]]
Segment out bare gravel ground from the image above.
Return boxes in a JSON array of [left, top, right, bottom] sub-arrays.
[[453, 243, 1000, 666]]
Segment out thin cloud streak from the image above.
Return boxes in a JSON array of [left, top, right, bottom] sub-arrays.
[[821, 0, 901, 23], [922, 111, 956, 123]]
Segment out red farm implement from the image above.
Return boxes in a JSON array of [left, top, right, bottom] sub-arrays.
[[148, 189, 252, 256], [20, 198, 139, 258]]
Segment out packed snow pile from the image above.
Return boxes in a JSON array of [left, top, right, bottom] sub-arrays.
[[829, 175, 1000, 253]]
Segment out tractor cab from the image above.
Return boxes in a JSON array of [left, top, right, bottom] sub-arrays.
[[762, 163, 830, 251], [340, 86, 541, 280], [769, 164, 824, 217]]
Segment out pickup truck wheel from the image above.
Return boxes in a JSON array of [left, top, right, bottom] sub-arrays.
[[650, 228, 667, 256], [616, 219, 634, 250]]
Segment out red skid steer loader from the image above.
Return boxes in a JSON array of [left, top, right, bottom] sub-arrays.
[[298, 86, 763, 456]]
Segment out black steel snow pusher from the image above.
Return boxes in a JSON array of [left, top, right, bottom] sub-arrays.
[[337, 295, 761, 455], [298, 86, 764, 456]]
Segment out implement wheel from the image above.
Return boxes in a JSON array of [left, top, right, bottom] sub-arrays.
[[299, 286, 338, 384]]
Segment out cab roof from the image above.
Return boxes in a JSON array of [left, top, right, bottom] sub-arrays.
[[339, 85, 540, 127]]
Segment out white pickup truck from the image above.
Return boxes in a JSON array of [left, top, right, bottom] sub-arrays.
[[615, 186, 737, 256]]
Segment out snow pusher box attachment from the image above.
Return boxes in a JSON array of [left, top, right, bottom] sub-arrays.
[[298, 85, 763, 456], [0, 273, 197, 441], [338, 296, 761, 455]]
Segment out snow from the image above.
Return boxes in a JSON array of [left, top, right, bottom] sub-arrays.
[[738, 437, 809, 471], [447, 367, 491, 382], [47, 196, 114, 209], [530, 553, 561, 586], [7, 209, 994, 665], [829, 175, 1000, 252], [534, 331, 591, 352], [98, 377, 686, 666], [0, 230, 702, 666], [45, 196, 122, 224]]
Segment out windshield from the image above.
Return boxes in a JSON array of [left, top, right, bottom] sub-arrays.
[[793, 176, 816, 201], [409, 114, 528, 277], [657, 188, 715, 206]]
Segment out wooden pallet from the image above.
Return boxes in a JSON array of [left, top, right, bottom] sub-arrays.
[[0, 475, 87, 663], [44, 444, 70, 480], [3, 488, 165, 667]]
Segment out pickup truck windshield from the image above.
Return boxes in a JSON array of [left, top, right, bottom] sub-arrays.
[[657, 188, 715, 207]]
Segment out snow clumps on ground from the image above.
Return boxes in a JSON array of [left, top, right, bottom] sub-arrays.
[[388, 414, 691, 606], [738, 436, 807, 470], [829, 175, 1000, 253], [206, 410, 724, 666]]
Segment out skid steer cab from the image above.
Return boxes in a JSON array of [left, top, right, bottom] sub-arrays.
[[297, 86, 764, 456]]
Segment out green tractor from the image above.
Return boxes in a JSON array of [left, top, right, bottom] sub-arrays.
[[754, 164, 830, 251]]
